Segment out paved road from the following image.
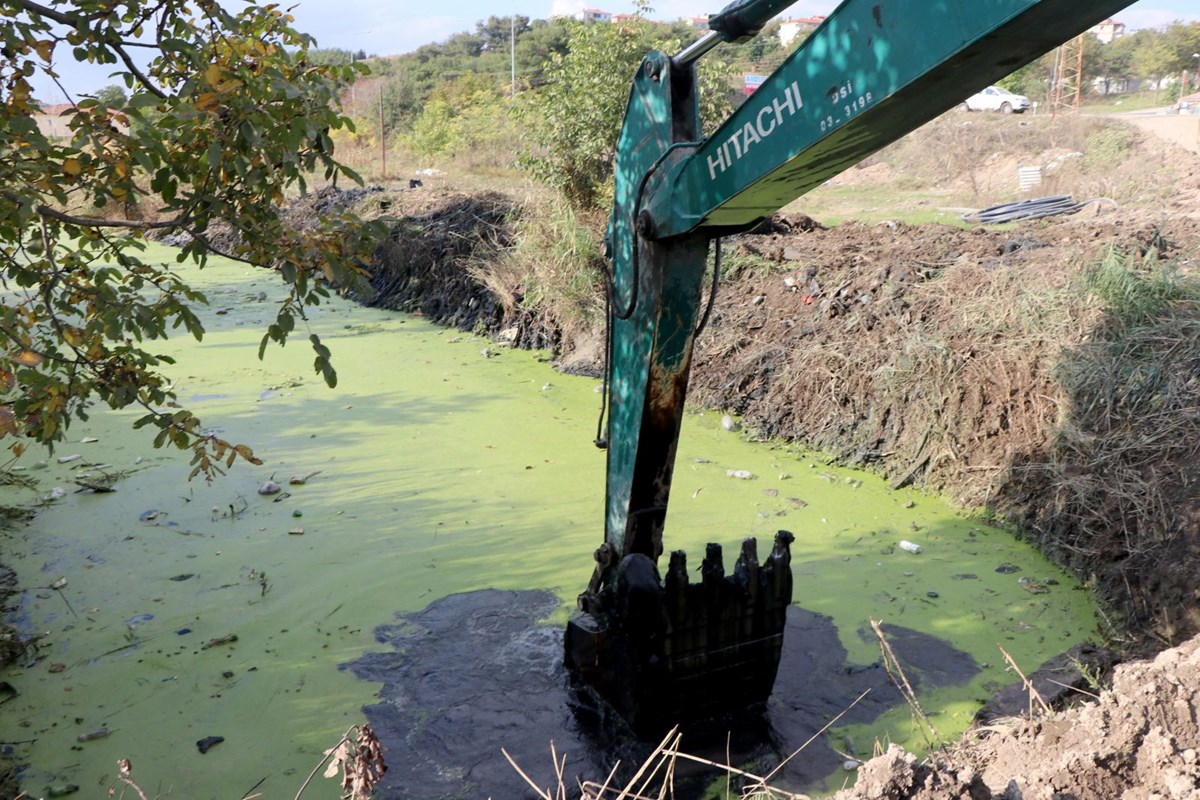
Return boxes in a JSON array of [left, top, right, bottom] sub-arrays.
[[1115, 106, 1200, 153]]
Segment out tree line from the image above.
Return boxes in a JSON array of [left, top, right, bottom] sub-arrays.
[[998, 22, 1200, 101]]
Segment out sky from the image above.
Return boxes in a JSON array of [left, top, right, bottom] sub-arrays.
[[26, 0, 1200, 101]]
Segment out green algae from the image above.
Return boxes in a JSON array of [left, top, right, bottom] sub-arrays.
[[0, 245, 1097, 797]]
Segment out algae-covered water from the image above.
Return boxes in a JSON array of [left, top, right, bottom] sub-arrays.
[[1, 246, 1097, 798]]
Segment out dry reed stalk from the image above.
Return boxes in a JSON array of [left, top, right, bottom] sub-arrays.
[[581, 761, 623, 800], [503, 746, 554, 800], [871, 619, 940, 747], [516, 713, 836, 800], [999, 646, 1052, 717]]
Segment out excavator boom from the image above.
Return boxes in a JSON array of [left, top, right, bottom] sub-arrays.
[[567, 0, 1134, 736]]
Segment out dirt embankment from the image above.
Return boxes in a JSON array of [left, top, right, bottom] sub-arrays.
[[830, 633, 1200, 800]]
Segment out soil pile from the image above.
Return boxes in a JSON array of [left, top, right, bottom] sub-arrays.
[[830, 631, 1200, 800]]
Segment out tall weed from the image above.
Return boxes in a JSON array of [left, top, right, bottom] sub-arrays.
[[1083, 244, 1184, 328], [472, 196, 606, 342]]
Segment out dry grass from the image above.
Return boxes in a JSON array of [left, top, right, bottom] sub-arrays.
[[504, 694, 875, 800], [852, 113, 1173, 209], [470, 193, 607, 349]]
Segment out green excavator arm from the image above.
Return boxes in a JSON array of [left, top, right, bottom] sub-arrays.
[[568, 0, 1135, 735]]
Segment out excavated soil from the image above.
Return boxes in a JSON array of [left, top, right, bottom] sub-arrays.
[[829, 633, 1200, 800]]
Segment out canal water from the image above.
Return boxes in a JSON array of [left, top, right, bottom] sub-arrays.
[[0, 246, 1097, 798]]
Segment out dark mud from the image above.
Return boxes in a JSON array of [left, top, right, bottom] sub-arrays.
[[345, 590, 978, 799]]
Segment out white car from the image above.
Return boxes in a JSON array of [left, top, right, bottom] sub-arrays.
[[962, 85, 1030, 114]]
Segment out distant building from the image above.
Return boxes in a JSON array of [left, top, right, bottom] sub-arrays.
[[1091, 18, 1125, 44], [576, 8, 611, 23], [32, 103, 73, 138], [684, 14, 709, 30], [778, 16, 825, 47], [610, 13, 635, 25]]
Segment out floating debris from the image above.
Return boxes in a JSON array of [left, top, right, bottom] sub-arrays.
[[76, 728, 110, 742], [196, 735, 224, 754], [51, 577, 68, 590], [898, 540, 922, 554], [287, 471, 321, 486], [80, 437, 99, 444], [258, 480, 281, 496], [995, 563, 1021, 574], [57, 454, 82, 464], [138, 509, 161, 522], [288, 527, 304, 535], [48, 662, 66, 673], [726, 469, 755, 480], [200, 634, 238, 650], [721, 415, 739, 431], [169, 574, 195, 582], [46, 784, 79, 797]]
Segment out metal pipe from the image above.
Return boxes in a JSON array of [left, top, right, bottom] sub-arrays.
[[673, 30, 722, 67]]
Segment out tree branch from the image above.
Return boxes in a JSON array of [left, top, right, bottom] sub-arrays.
[[12, 0, 168, 99], [20, 198, 186, 231], [106, 39, 168, 99], [11, 0, 74, 26]]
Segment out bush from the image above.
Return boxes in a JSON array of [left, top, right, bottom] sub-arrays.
[[1083, 123, 1136, 170], [518, 8, 734, 210]]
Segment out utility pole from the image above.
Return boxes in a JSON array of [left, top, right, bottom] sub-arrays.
[[378, 87, 387, 179]]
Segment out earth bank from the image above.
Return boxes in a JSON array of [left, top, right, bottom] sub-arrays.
[[829, 632, 1200, 800]]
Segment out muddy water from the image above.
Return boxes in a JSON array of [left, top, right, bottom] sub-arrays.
[[0, 246, 1096, 798]]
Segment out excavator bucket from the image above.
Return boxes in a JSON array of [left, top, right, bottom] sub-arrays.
[[566, 533, 794, 735]]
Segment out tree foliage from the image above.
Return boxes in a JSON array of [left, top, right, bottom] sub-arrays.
[[92, 83, 127, 108], [367, 16, 571, 136], [0, 0, 383, 478], [403, 75, 519, 164], [518, 12, 736, 210]]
